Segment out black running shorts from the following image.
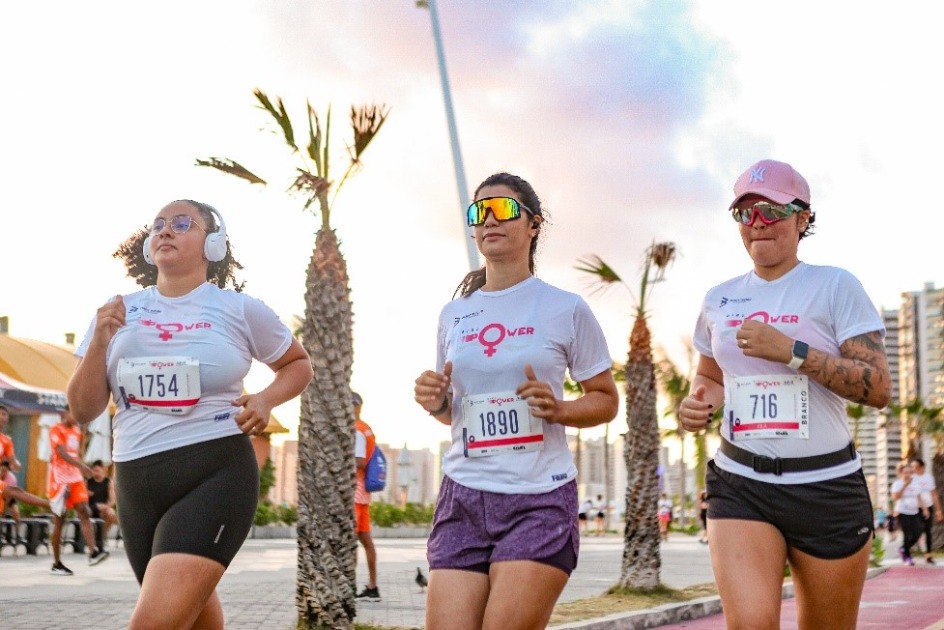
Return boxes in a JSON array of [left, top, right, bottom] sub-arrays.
[[706, 459, 873, 559], [115, 434, 259, 583]]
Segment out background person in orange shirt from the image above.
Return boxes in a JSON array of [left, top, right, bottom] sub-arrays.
[[48, 409, 109, 575], [353, 392, 381, 602]]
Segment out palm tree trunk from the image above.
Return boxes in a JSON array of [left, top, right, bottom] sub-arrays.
[[605, 421, 612, 532], [694, 432, 708, 494], [618, 316, 662, 589], [296, 228, 357, 629]]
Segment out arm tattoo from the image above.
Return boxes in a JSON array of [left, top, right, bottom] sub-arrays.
[[800, 331, 891, 407]]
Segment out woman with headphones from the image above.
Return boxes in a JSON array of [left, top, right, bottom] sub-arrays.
[[68, 200, 313, 629]]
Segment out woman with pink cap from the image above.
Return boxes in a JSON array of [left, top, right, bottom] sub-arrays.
[[679, 159, 891, 629]]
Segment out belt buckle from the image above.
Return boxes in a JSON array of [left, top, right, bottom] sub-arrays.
[[751, 454, 783, 476]]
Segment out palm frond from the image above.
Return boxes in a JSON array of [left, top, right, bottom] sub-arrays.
[[611, 361, 626, 383], [253, 88, 298, 152], [575, 255, 626, 296], [563, 375, 583, 396], [350, 104, 390, 161], [195, 158, 267, 185], [324, 105, 332, 182], [638, 241, 678, 313], [306, 101, 323, 176], [649, 242, 678, 282], [289, 169, 330, 212]]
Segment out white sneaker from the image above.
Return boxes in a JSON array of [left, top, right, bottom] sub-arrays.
[[89, 549, 110, 566]]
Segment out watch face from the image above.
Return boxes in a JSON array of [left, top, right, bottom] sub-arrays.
[[793, 340, 810, 359]]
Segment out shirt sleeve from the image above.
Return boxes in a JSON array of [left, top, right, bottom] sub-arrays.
[[568, 297, 613, 382], [355, 430, 367, 458], [830, 269, 884, 344], [242, 295, 294, 364], [692, 293, 713, 358]]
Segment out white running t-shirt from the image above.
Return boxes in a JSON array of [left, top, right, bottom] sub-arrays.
[[693, 263, 884, 484], [437, 277, 612, 494], [892, 478, 923, 515], [76, 283, 293, 462]]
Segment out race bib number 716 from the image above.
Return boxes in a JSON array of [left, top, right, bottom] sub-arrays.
[[728, 374, 809, 440]]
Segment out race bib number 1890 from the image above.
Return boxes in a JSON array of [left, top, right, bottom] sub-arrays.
[[462, 392, 544, 458], [728, 374, 809, 440]]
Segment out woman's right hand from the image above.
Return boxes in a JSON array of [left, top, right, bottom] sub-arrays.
[[414, 361, 452, 413], [90, 296, 126, 350], [679, 385, 714, 432]]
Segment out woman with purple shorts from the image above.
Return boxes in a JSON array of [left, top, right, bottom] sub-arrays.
[[414, 172, 619, 630]]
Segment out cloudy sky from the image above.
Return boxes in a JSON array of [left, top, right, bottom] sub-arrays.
[[3, 1, 943, 451]]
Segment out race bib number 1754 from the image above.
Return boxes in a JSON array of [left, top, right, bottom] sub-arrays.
[[116, 356, 201, 416]]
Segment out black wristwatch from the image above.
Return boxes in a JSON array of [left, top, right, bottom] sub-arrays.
[[788, 340, 809, 370]]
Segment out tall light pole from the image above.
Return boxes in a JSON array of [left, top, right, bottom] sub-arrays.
[[417, 0, 478, 270]]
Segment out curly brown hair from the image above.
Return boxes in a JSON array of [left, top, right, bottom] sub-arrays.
[[113, 200, 245, 291]]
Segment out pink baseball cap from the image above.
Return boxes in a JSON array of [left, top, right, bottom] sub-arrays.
[[730, 159, 811, 208]]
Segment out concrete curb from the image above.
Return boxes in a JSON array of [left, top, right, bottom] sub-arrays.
[[549, 594, 723, 630], [549, 566, 888, 629]]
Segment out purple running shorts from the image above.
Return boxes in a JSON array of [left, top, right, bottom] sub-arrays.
[[427, 475, 579, 575]]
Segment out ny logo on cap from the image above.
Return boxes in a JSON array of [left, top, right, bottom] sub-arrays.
[[749, 166, 766, 183]]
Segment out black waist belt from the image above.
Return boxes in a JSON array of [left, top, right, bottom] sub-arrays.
[[719, 440, 856, 476]]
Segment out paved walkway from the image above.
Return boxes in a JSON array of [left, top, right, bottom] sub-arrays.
[[0, 532, 940, 629]]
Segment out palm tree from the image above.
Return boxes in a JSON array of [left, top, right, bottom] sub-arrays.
[[924, 415, 944, 549], [846, 403, 866, 449], [197, 89, 388, 629], [576, 241, 677, 590], [888, 398, 944, 459], [655, 352, 691, 529]]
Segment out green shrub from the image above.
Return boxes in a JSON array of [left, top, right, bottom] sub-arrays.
[[254, 500, 278, 526], [259, 457, 276, 498], [369, 502, 402, 528], [870, 535, 885, 567], [367, 501, 434, 527], [277, 503, 298, 525], [254, 500, 300, 526], [403, 502, 434, 525]]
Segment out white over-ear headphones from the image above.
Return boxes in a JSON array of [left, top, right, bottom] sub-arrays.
[[143, 202, 228, 265]]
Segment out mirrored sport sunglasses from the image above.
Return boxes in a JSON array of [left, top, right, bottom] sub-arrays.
[[731, 201, 805, 226], [466, 197, 534, 226], [148, 214, 207, 235]]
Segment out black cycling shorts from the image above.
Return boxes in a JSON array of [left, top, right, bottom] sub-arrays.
[[115, 434, 259, 583], [706, 459, 873, 560]]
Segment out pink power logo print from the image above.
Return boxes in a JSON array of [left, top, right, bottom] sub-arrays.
[[725, 311, 799, 327], [463, 322, 536, 357], [139, 319, 212, 341], [479, 323, 506, 357]]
